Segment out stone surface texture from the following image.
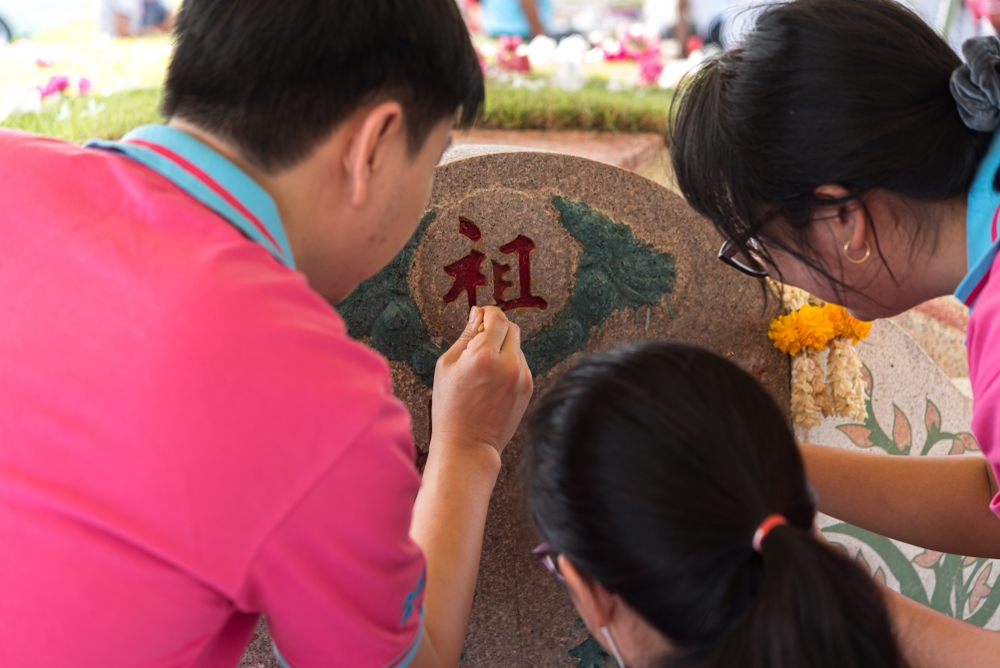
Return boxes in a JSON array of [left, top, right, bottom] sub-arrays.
[[349, 146, 787, 666], [240, 147, 787, 668], [891, 296, 970, 380], [237, 139, 982, 665], [453, 130, 665, 172], [800, 321, 1000, 628], [891, 309, 969, 378]]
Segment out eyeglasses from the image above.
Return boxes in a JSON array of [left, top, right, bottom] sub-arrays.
[[532, 542, 565, 582], [718, 238, 769, 278]]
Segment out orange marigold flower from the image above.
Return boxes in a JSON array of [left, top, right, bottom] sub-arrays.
[[825, 304, 872, 342], [825, 304, 848, 337], [768, 311, 804, 356], [845, 314, 872, 343], [794, 304, 837, 351]]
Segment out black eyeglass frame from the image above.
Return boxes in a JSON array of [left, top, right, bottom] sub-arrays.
[[718, 238, 769, 278]]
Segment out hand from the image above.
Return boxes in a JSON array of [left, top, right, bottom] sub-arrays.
[[431, 306, 533, 457]]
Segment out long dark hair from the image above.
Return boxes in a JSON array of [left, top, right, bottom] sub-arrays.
[[669, 0, 991, 297], [525, 342, 905, 668]]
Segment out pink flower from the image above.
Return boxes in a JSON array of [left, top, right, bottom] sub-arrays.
[[79, 78, 93, 96], [601, 39, 627, 61], [615, 23, 659, 61], [497, 35, 530, 72], [35, 57, 55, 68], [498, 35, 523, 51], [37, 75, 70, 99], [636, 54, 664, 86]]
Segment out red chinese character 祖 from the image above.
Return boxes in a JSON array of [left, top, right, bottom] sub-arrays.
[[442, 218, 547, 311]]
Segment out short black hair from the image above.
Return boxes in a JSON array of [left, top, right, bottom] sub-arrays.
[[163, 0, 485, 173]]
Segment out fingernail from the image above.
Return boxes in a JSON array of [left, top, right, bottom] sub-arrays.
[[468, 306, 478, 324]]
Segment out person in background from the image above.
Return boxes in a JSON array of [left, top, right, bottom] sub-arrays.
[[525, 342, 904, 668], [645, 0, 725, 51], [102, 0, 173, 37], [481, 0, 550, 38], [671, 0, 1000, 663]]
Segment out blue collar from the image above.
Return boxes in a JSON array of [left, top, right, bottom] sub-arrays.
[[956, 132, 1000, 308], [86, 124, 295, 269]]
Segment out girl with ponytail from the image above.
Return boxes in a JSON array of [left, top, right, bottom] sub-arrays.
[[525, 342, 905, 668], [670, 0, 1000, 661]]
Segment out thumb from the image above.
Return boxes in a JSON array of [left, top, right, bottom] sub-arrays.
[[450, 306, 483, 354]]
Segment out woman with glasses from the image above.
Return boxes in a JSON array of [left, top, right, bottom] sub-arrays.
[[525, 342, 903, 668], [670, 0, 1000, 662]]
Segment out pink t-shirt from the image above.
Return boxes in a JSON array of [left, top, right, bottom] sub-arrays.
[[0, 128, 425, 667], [957, 132, 1000, 517], [968, 270, 1000, 517]]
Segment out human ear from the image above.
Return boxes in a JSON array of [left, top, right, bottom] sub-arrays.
[[813, 183, 869, 260], [559, 555, 617, 633], [343, 101, 405, 209]]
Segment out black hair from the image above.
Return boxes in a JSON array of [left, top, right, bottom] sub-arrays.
[[669, 0, 992, 297], [526, 342, 905, 668], [163, 0, 485, 173]]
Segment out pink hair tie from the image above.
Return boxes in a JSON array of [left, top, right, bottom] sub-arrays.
[[752, 514, 788, 553]]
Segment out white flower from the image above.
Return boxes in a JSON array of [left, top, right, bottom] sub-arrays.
[[828, 338, 867, 421], [791, 351, 824, 429], [805, 349, 833, 417]]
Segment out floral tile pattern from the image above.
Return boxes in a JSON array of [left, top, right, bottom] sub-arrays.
[[801, 321, 1000, 628]]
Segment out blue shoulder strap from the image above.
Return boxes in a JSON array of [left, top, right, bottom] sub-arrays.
[[86, 124, 295, 269]]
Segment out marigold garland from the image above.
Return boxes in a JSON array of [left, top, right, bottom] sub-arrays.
[[768, 287, 872, 429]]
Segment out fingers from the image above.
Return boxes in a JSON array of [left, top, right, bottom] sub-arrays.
[[500, 315, 521, 356], [443, 306, 484, 361], [476, 306, 510, 352], [458, 306, 484, 346]]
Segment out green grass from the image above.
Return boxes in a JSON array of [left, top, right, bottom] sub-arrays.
[[2, 88, 163, 142], [1, 81, 671, 145], [482, 81, 673, 134]]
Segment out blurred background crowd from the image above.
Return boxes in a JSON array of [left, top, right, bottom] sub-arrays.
[[0, 0, 996, 142]]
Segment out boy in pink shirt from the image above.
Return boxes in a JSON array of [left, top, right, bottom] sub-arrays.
[[0, 1, 533, 667]]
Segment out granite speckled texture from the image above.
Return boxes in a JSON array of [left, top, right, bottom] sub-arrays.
[[240, 146, 788, 667], [350, 147, 787, 666], [452, 130, 665, 172], [239, 618, 279, 668], [891, 309, 969, 379]]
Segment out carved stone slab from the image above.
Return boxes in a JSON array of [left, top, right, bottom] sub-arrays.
[[336, 147, 788, 666]]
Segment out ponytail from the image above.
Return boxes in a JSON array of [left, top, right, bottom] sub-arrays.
[[709, 525, 903, 668], [525, 342, 904, 668]]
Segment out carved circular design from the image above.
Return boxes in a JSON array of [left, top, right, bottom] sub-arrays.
[[410, 189, 580, 341]]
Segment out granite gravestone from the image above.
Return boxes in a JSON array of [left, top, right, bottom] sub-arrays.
[[332, 146, 789, 666]]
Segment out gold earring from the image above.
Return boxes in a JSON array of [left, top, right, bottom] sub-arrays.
[[844, 240, 871, 264]]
